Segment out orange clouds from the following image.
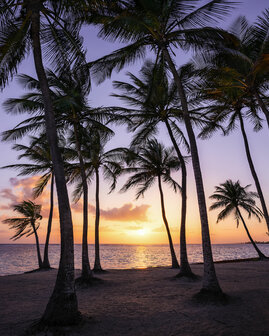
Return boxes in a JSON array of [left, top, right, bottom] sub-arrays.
[[72, 201, 150, 223], [101, 203, 150, 222]]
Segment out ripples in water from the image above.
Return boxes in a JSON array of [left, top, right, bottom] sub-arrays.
[[0, 243, 268, 276]]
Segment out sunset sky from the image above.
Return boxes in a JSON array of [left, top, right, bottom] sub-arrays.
[[0, 0, 269, 245]]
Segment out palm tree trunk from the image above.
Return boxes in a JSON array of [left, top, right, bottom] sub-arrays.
[[238, 111, 269, 234], [254, 91, 269, 128], [30, 9, 80, 325], [236, 207, 267, 259], [162, 47, 221, 293], [93, 167, 102, 271], [32, 221, 43, 268], [42, 172, 54, 269], [73, 122, 93, 281], [157, 175, 179, 268], [164, 120, 193, 276]]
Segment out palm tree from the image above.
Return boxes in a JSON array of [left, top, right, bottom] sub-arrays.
[[1, 135, 73, 269], [195, 64, 269, 237], [196, 13, 269, 127], [69, 131, 122, 272], [3, 200, 43, 268], [88, 0, 237, 295], [0, 1, 85, 323], [121, 139, 180, 268], [209, 180, 268, 260], [112, 59, 196, 277]]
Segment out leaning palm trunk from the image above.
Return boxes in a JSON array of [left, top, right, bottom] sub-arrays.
[[42, 173, 54, 269], [165, 120, 194, 276], [236, 207, 267, 260], [30, 11, 80, 325], [32, 221, 43, 268], [73, 123, 93, 282], [163, 48, 221, 294], [157, 175, 179, 268], [238, 111, 269, 234], [94, 167, 102, 271]]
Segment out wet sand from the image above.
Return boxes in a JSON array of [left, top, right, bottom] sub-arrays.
[[0, 261, 268, 335]]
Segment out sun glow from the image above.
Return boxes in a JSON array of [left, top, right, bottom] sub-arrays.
[[137, 229, 147, 236]]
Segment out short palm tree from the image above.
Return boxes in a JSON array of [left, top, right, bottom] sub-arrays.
[[3, 200, 43, 268], [88, 0, 237, 295], [209, 180, 268, 260], [121, 139, 180, 268], [1, 135, 72, 269]]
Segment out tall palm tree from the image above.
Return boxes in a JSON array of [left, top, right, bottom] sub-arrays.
[[69, 131, 122, 272], [112, 59, 196, 277], [121, 139, 180, 268], [0, 0, 86, 323], [3, 200, 43, 268], [209, 180, 268, 260], [88, 0, 237, 295], [195, 65, 269, 236]]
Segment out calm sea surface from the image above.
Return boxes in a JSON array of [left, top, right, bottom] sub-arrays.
[[0, 243, 269, 276]]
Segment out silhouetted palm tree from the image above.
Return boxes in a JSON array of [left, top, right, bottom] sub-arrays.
[[89, 0, 236, 295], [195, 64, 269, 236], [121, 139, 180, 268], [210, 180, 268, 260], [112, 59, 197, 277], [3, 200, 43, 268], [1, 135, 73, 269], [69, 131, 122, 272], [0, 0, 86, 323]]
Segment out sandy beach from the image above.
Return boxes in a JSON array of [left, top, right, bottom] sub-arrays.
[[0, 260, 268, 336]]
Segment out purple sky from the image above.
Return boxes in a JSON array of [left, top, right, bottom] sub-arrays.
[[0, 0, 269, 244]]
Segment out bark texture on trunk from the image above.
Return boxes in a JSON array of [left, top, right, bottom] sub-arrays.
[[157, 175, 179, 268], [165, 120, 193, 276], [32, 221, 42, 268], [30, 8, 80, 325], [94, 167, 102, 271], [238, 111, 269, 233], [73, 123, 92, 280], [163, 47, 221, 293], [42, 172, 54, 269], [237, 208, 267, 259]]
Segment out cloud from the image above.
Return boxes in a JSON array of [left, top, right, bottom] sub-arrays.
[[100, 203, 150, 222], [71, 201, 150, 223], [0, 177, 52, 218]]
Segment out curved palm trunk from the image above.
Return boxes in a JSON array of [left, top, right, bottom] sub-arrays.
[[163, 48, 221, 293], [157, 175, 179, 268], [238, 111, 269, 234], [93, 167, 102, 271], [73, 123, 92, 281], [30, 9, 80, 325], [165, 120, 193, 276], [32, 221, 42, 268], [42, 172, 54, 269], [254, 91, 269, 128], [236, 207, 267, 259]]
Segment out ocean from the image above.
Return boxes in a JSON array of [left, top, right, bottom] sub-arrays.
[[0, 243, 268, 276]]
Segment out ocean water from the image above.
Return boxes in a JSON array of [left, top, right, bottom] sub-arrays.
[[0, 243, 268, 276]]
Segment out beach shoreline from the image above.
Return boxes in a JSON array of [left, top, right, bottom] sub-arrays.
[[0, 260, 268, 335]]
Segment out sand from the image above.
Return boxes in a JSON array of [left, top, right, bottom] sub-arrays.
[[0, 261, 268, 336]]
